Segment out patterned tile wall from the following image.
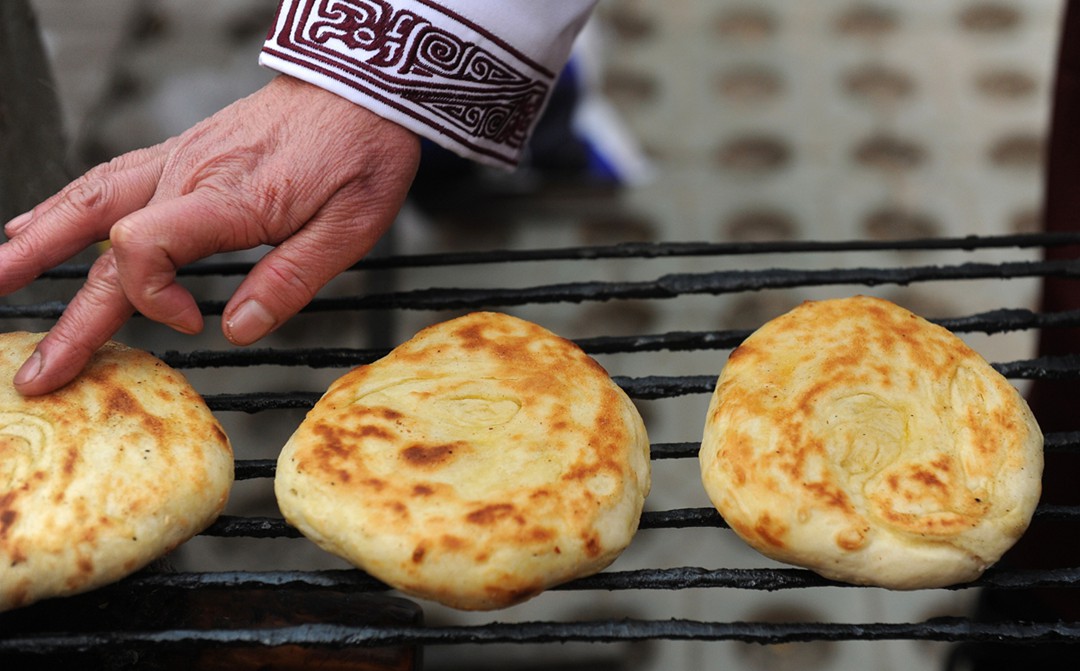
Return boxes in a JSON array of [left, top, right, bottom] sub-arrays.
[[595, 0, 1057, 337]]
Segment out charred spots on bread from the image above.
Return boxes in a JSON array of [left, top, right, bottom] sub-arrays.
[[61, 447, 78, 478], [274, 312, 650, 610], [0, 509, 16, 538], [106, 386, 168, 441], [803, 481, 854, 513], [0, 333, 229, 610], [582, 533, 602, 558], [310, 424, 353, 462], [466, 503, 519, 526], [387, 501, 409, 519], [76, 556, 94, 578], [753, 513, 789, 549], [361, 477, 387, 492], [909, 464, 947, 491], [835, 525, 869, 551], [440, 534, 466, 551], [401, 441, 466, 467], [700, 297, 1042, 589]]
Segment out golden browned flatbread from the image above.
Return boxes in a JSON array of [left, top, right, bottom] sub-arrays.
[[275, 312, 650, 610], [0, 333, 233, 612], [699, 296, 1043, 588]]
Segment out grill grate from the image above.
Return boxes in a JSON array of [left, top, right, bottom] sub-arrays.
[[2, 232, 1079, 662]]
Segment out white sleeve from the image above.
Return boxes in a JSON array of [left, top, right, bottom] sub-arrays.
[[260, 0, 599, 168]]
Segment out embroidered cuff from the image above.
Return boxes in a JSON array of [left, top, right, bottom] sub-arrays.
[[261, 0, 586, 168]]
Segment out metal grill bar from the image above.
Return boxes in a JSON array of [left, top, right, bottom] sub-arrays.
[[33, 231, 1080, 279], [0, 306, 1044, 370], [6, 258, 1080, 320], [188, 259, 1080, 314], [65, 565, 1080, 594], [35, 307, 1077, 370], [4, 617, 1080, 653]]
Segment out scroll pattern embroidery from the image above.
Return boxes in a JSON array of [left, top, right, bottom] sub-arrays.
[[302, 0, 548, 151]]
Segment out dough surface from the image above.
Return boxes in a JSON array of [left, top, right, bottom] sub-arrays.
[[699, 296, 1043, 588], [0, 333, 233, 611], [276, 312, 650, 609]]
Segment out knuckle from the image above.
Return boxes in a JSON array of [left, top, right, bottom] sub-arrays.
[[44, 325, 100, 364], [80, 158, 120, 182], [194, 181, 294, 247], [85, 250, 121, 285], [107, 215, 161, 257], [198, 179, 251, 214], [53, 259, 130, 358], [94, 149, 145, 175], [175, 145, 255, 192], [69, 150, 141, 202], [249, 182, 292, 228], [60, 178, 112, 218], [261, 255, 320, 310], [101, 232, 169, 303], [218, 174, 291, 226]]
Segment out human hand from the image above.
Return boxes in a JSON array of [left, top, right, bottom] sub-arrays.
[[0, 75, 420, 395]]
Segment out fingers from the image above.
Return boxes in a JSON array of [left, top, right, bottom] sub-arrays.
[[5, 79, 422, 397], [4, 143, 166, 239], [0, 148, 166, 293], [222, 192, 397, 345], [108, 192, 239, 335], [13, 250, 135, 396], [219, 123, 419, 345]]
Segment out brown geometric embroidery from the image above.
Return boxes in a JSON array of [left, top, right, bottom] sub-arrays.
[[279, 0, 551, 153]]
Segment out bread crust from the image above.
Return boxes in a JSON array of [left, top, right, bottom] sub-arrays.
[[0, 333, 233, 611], [275, 312, 650, 610], [699, 296, 1043, 588]]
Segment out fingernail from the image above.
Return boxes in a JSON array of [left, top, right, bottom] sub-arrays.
[[226, 299, 276, 345], [4, 211, 33, 236], [13, 350, 42, 387]]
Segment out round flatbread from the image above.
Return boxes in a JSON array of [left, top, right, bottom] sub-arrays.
[[699, 296, 1043, 589], [275, 312, 650, 610], [0, 333, 233, 612]]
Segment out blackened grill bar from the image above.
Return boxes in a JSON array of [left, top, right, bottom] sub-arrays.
[[4, 617, 1080, 654], [6, 258, 1080, 320], [31, 231, 1080, 280], [187, 258, 1080, 314], [119, 305, 1080, 367], [46, 305, 1080, 369], [29, 564, 1080, 595]]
